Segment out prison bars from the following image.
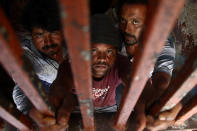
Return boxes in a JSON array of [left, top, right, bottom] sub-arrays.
[[58, 0, 94, 130], [150, 47, 197, 116], [0, 0, 195, 130], [176, 84, 197, 123], [0, 106, 30, 131], [114, 0, 186, 130], [0, 7, 53, 116]]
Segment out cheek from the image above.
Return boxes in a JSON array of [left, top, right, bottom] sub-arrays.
[[33, 38, 44, 50], [51, 35, 63, 44], [91, 55, 97, 64], [107, 55, 116, 66], [135, 27, 143, 39]]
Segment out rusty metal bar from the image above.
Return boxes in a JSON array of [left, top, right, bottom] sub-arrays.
[[114, 0, 185, 130], [149, 47, 197, 116], [165, 70, 197, 109], [0, 106, 30, 131], [175, 90, 197, 124], [0, 95, 30, 131], [58, 0, 94, 130], [0, 8, 53, 116]]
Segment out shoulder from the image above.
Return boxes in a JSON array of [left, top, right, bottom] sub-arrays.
[[154, 34, 176, 76]]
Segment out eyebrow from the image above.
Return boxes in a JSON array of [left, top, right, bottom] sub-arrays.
[[121, 14, 144, 21], [34, 32, 43, 35]]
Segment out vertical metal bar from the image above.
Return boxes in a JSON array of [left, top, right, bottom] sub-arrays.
[[0, 8, 53, 116], [149, 47, 197, 116], [58, 0, 94, 131], [114, 0, 185, 130], [0, 106, 29, 131]]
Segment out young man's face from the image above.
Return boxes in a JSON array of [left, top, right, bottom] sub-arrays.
[[91, 43, 117, 79], [119, 3, 147, 58], [32, 27, 63, 61]]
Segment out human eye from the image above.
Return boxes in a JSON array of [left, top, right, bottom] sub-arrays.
[[33, 32, 43, 38], [120, 17, 126, 24], [107, 49, 113, 56], [133, 19, 140, 25], [91, 48, 97, 55], [51, 31, 61, 35]]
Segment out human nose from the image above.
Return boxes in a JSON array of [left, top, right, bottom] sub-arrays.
[[125, 22, 133, 34], [44, 33, 52, 46], [98, 52, 107, 63]]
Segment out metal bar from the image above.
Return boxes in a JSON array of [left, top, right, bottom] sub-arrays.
[[58, 0, 94, 131], [175, 90, 197, 124], [114, 0, 185, 130], [165, 70, 197, 109], [149, 47, 197, 116], [0, 106, 30, 131], [0, 8, 53, 116]]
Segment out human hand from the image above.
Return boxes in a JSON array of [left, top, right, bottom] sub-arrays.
[[29, 107, 68, 131], [135, 111, 146, 131], [146, 115, 174, 131], [159, 102, 182, 121]]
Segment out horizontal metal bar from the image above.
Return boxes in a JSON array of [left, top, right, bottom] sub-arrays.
[[114, 0, 186, 130], [58, 0, 94, 130], [0, 106, 30, 131], [0, 7, 53, 116], [149, 47, 197, 116]]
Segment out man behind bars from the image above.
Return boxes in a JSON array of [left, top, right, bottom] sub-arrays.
[[45, 14, 132, 128], [115, 0, 176, 130], [12, 0, 68, 130]]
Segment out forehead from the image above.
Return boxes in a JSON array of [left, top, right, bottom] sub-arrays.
[[92, 43, 116, 49], [32, 27, 44, 32], [120, 4, 147, 20]]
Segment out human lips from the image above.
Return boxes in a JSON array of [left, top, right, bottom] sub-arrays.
[[125, 35, 136, 42], [93, 64, 108, 71]]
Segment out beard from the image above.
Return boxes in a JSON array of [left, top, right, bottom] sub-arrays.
[[122, 32, 138, 46]]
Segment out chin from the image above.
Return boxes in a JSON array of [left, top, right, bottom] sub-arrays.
[[92, 72, 105, 80]]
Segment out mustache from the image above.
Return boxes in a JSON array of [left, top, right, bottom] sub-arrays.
[[123, 32, 138, 46], [42, 44, 58, 50], [123, 32, 137, 39]]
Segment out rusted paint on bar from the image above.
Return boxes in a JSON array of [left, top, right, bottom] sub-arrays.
[[165, 69, 197, 110], [0, 106, 30, 131], [150, 47, 197, 116], [114, 0, 186, 130], [0, 8, 53, 116], [176, 90, 197, 124], [58, 0, 94, 130]]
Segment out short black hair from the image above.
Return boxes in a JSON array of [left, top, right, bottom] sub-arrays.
[[21, 0, 62, 32], [117, 0, 148, 15]]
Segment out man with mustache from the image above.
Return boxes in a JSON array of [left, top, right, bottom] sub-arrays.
[[116, 0, 176, 130], [88, 14, 131, 111], [47, 14, 131, 128], [12, 0, 68, 130]]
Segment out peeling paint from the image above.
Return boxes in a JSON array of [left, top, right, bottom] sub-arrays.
[[82, 26, 89, 32], [175, 0, 197, 57], [0, 24, 10, 42], [81, 50, 91, 61], [178, 0, 197, 46]]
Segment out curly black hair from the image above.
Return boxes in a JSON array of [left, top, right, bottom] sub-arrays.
[[21, 0, 62, 32], [117, 0, 148, 15]]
